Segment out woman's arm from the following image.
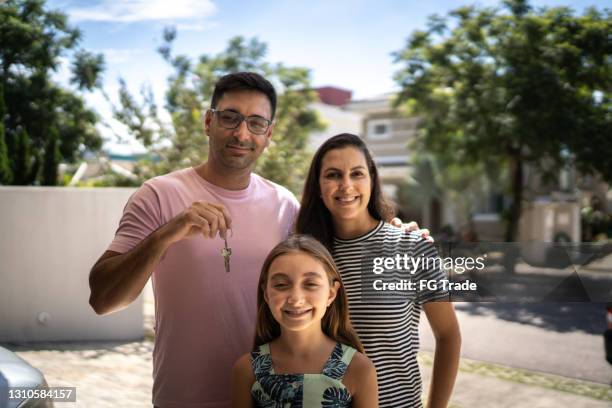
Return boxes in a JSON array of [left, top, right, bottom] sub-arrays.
[[344, 352, 379, 408], [423, 301, 461, 408], [231, 353, 255, 408]]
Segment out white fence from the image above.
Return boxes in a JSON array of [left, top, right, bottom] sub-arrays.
[[0, 187, 143, 342]]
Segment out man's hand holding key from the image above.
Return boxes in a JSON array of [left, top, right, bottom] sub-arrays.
[[157, 201, 232, 245]]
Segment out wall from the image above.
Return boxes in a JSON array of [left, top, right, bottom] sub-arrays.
[[519, 199, 581, 242], [308, 102, 362, 151], [0, 187, 142, 342]]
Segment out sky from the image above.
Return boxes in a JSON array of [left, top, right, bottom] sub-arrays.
[[46, 0, 608, 154]]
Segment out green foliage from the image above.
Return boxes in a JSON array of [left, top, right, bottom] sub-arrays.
[[397, 152, 505, 228], [84, 173, 142, 188], [112, 29, 324, 194], [42, 126, 59, 185], [581, 202, 611, 241], [0, 83, 12, 184], [0, 0, 105, 185], [393, 0, 611, 240], [71, 50, 105, 91], [10, 126, 32, 184]]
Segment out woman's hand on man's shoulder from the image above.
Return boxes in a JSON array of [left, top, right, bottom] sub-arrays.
[[390, 218, 434, 243]]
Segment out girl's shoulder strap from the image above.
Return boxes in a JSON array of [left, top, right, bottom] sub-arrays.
[[322, 343, 357, 380], [250, 343, 273, 380], [339, 343, 357, 366], [259, 343, 271, 355]]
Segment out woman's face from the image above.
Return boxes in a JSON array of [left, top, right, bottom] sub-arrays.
[[319, 146, 372, 224], [265, 251, 338, 333]]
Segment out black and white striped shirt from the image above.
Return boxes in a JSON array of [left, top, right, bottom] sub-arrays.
[[333, 221, 448, 407]]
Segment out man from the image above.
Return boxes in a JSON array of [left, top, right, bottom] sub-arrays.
[[90, 72, 299, 407], [89, 72, 427, 407]]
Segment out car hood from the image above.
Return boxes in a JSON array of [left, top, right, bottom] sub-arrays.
[[0, 346, 45, 389]]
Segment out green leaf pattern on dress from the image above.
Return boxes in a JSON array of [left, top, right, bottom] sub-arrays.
[[321, 343, 348, 380], [322, 387, 351, 406], [251, 343, 353, 407]]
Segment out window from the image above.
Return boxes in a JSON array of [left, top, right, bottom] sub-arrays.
[[374, 123, 387, 134], [367, 119, 392, 140]]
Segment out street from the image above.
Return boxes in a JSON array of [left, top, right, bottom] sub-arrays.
[[420, 302, 612, 385]]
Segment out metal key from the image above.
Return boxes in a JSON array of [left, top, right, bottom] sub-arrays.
[[222, 236, 232, 273]]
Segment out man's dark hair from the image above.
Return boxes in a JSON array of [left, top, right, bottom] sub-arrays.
[[211, 72, 277, 119]]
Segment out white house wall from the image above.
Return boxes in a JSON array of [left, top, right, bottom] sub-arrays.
[[0, 187, 143, 342], [308, 102, 363, 151]]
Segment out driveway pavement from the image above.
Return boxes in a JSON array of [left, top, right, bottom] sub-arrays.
[[3, 284, 610, 407]]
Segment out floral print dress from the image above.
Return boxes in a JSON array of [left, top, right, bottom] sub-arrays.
[[251, 342, 356, 407]]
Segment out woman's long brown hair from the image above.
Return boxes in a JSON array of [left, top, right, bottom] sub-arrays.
[[253, 234, 364, 353]]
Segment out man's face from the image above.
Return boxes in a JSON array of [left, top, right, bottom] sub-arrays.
[[204, 90, 274, 171]]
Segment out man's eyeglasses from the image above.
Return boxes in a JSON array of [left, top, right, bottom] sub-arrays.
[[210, 109, 273, 135]]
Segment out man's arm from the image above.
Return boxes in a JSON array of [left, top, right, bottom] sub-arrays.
[[89, 228, 170, 315], [89, 201, 231, 315]]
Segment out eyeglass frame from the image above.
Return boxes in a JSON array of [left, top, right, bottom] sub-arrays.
[[209, 108, 274, 135]]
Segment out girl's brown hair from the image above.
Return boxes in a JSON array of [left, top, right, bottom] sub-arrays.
[[254, 234, 364, 353]]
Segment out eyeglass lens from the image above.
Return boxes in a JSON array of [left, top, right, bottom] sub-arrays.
[[217, 110, 270, 134]]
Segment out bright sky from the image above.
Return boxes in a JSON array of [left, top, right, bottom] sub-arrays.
[[47, 0, 605, 154]]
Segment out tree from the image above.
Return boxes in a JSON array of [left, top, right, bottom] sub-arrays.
[[393, 0, 611, 241], [42, 126, 60, 185], [0, 84, 11, 184], [0, 0, 105, 185], [397, 154, 504, 232], [112, 29, 324, 194]]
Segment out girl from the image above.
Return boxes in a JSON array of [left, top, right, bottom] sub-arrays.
[[295, 133, 461, 408], [231, 234, 379, 407]]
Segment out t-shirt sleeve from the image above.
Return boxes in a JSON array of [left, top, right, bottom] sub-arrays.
[[412, 235, 449, 304], [107, 182, 163, 254], [286, 193, 300, 236], [276, 187, 300, 238]]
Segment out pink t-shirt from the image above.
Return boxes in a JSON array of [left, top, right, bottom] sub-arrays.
[[108, 167, 299, 407]]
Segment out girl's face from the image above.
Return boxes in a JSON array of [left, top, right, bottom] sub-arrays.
[[319, 146, 372, 224], [265, 251, 339, 333]]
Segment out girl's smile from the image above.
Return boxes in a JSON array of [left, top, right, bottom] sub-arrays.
[[282, 308, 313, 318], [265, 251, 338, 332]]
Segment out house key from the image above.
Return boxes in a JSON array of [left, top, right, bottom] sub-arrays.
[[222, 236, 232, 273]]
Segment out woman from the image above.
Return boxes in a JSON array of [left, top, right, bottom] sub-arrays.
[[295, 133, 461, 408]]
